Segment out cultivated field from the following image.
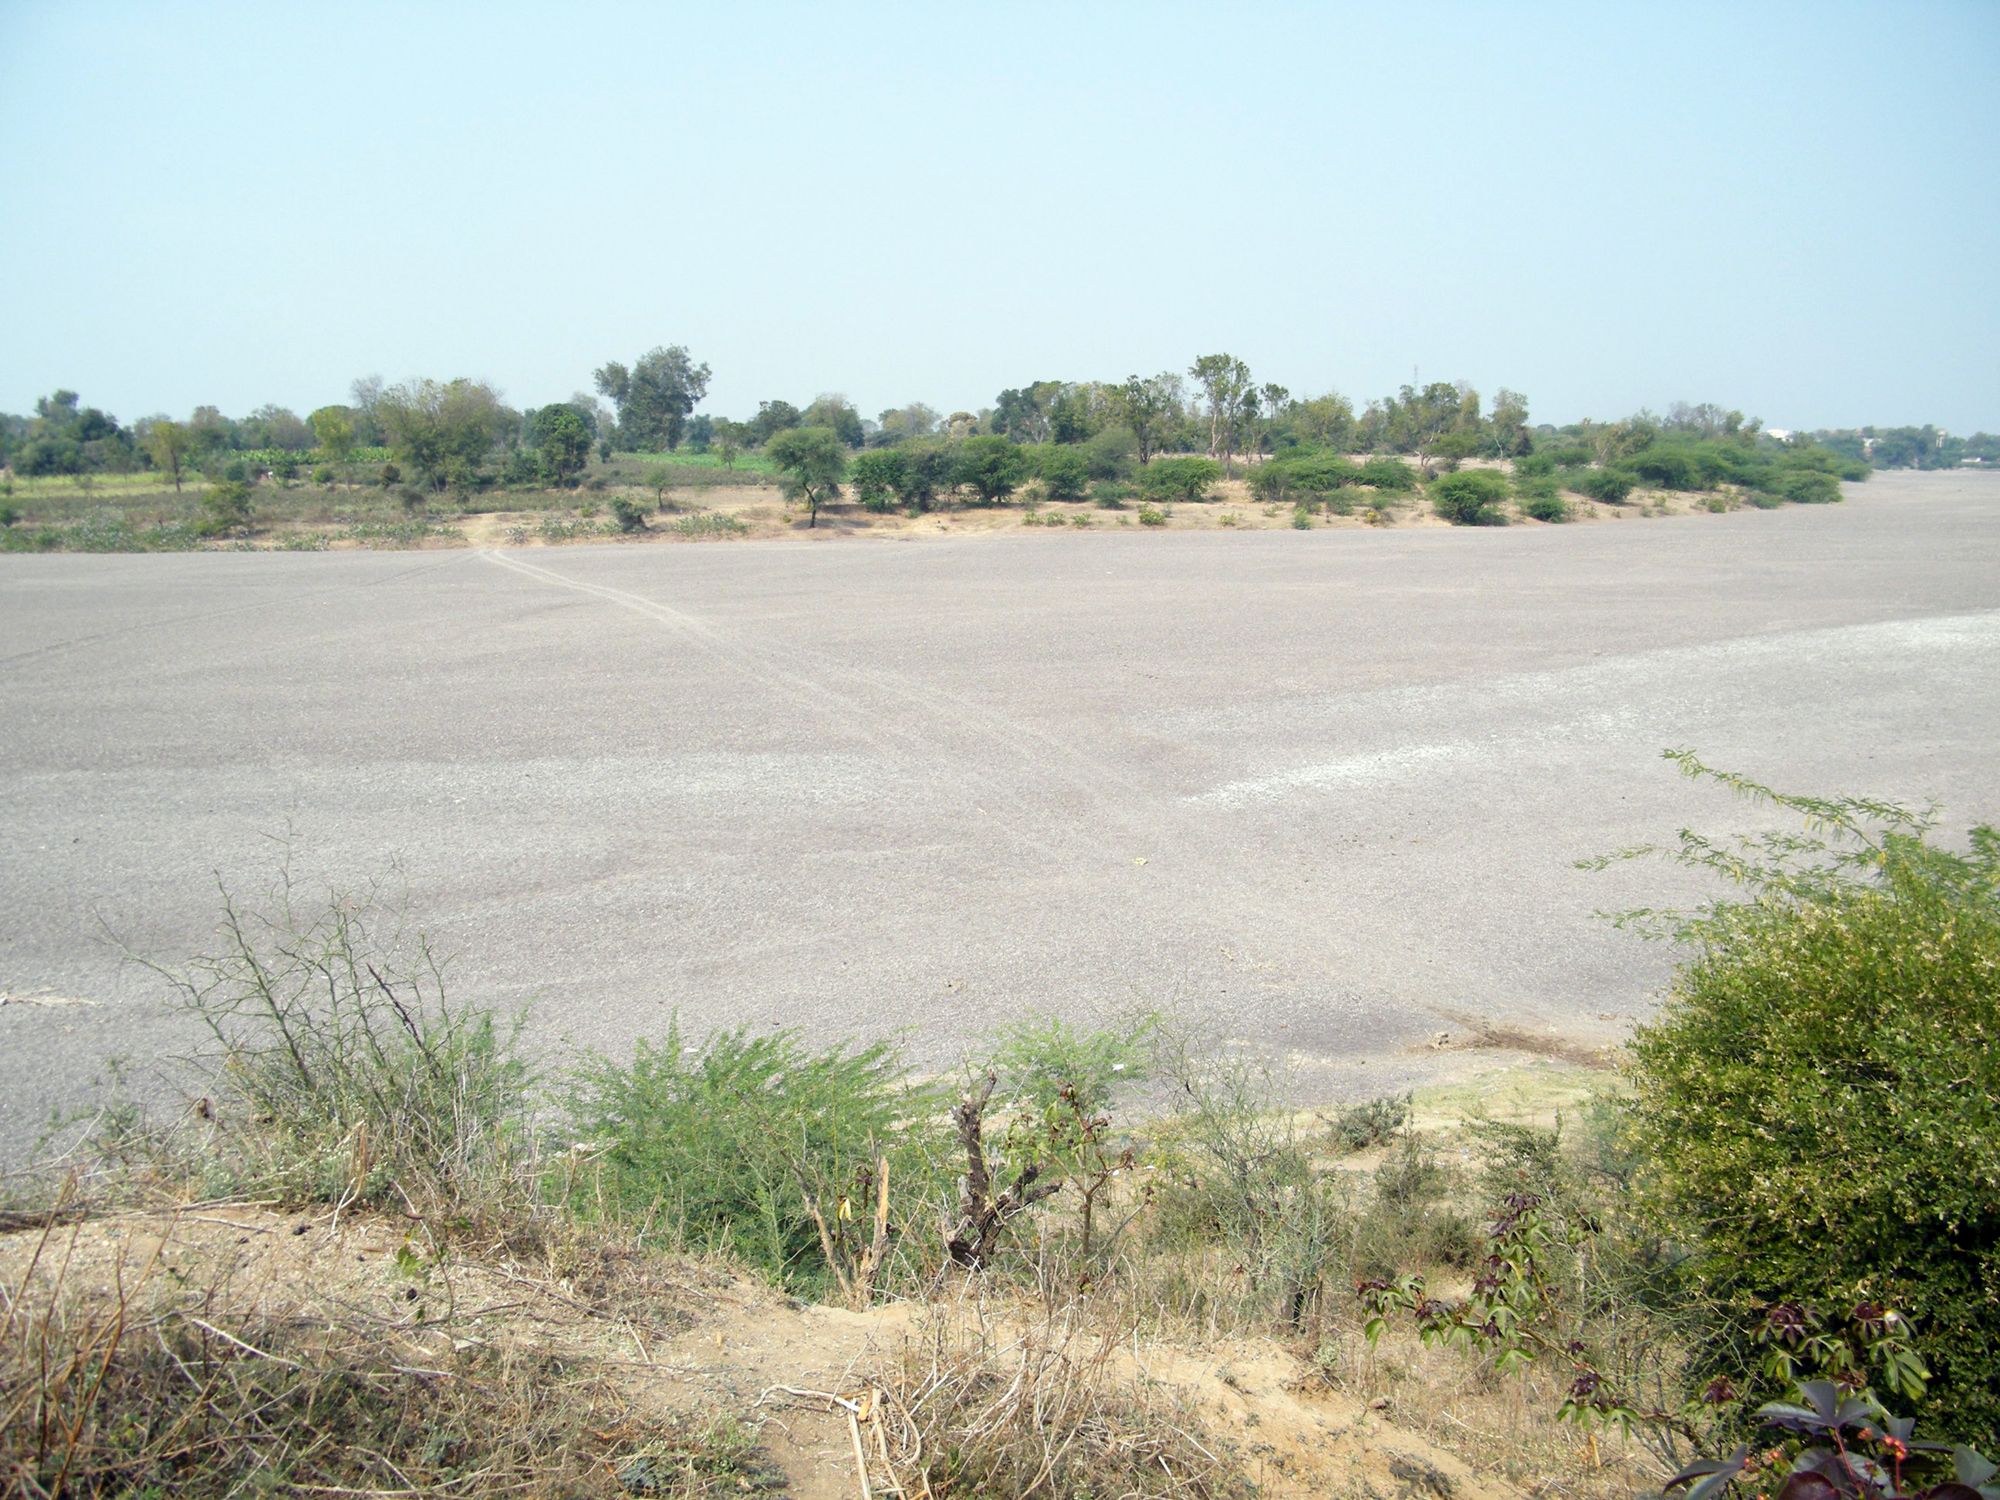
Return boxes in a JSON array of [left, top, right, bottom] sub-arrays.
[[2, 470, 1996, 1152]]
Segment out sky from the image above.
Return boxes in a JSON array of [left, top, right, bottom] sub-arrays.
[[2, 1, 1996, 433]]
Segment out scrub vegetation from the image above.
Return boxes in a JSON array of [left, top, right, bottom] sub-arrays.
[[5, 755, 1994, 1495], [5, 356, 1988, 552]]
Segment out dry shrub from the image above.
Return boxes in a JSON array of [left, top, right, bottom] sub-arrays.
[[879, 1296, 1253, 1500], [1, 1212, 633, 1498]]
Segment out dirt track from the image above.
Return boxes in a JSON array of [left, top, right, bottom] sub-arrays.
[[3, 471, 1997, 1149]]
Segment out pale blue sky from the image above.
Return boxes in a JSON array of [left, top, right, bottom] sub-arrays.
[[3, 1, 1996, 432]]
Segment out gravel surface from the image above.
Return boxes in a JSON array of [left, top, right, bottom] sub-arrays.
[[4, 470, 1997, 1152]]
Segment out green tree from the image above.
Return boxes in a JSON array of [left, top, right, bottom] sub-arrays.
[[1488, 388, 1532, 457], [800, 394, 865, 448], [848, 449, 906, 512], [309, 405, 358, 469], [766, 426, 847, 527], [527, 404, 592, 486], [1112, 373, 1183, 465], [712, 419, 749, 469], [593, 344, 711, 450], [145, 418, 194, 494], [1032, 444, 1090, 502], [1189, 353, 1254, 460], [750, 399, 802, 445], [376, 378, 506, 492], [954, 434, 1030, 505]]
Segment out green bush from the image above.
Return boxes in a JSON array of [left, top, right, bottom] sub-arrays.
[[1355, 457, 1417, 491], [1031, 443, 1091, 502], [200, 478, 254, 535], [564, 1024, 945, 1296], [1613, 755, 2000, 1439], [1138, 456, 1222, 504], [1520, 492, 1571, 522], [1291, 504, 1313, 529], [1091, 479, 1132, 509], [1428, 469, 1509, 525], [953, 435, 1030, 505], [1569, 466, 1634, 504], [849, 448, 905, 512], [1078, 425, 1138, 481], [609, 496, 648, 531], [1136, 503, 1168, 526], [989, 1014, 1151, 1120], [1769, 468, 1843, 505]]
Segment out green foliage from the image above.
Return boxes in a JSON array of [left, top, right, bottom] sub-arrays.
[[564, 1023, 943, 1295], [1599, 753, 2000, 1438], [848, 448, 905, 512], [527, 403, 593, 486], [144, 874, 531, 1210], [989, 1014, 1152, 1121], [1139, 456, 1222, 504], [1520, 492, 1572, 522], [1355, 456, 1417, 491], [765, 425, 847, 526], [954, 434, 1030, 505], [594, 345, 710, 451], [200, 477, 255, 535], [1428, 468, 1510, 525], [610, 496, 649, 532], [1137, 503, 1168, 526], [1570, 466, 1635, 504], [1030, 443, 1090, 502], [1766, 468, 1843, 505], [1291, 504, 1313, 528], [1253, 449, 1360, 506], [1091, 479, 1133, 509], [1079, 424, 1139, 480]]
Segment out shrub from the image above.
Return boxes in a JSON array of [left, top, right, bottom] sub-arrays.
[[312, 465, 336, 487], [199, 478, 254, 535], [1355, 456, 1417, 491], [1031, 443, 1090, 502], [989, 1014, 1151, 1120], [1079, 425, 1139, 480], [1091, 479, 1133, 509], [954, 434, 1030, 505], [142, 874, 531, 1210], [1520, 492, 1571, 522], [564, 1023, 945, 1296], [1770, 468, 1843, 505], [0, 504, 18, 528], [1539, 443, 1594, 468], [1570, 466, 1635, 504], [1514, 452, 1556, 478], [1326, 1094, 1411, 1152], [1428, 468, 1510, 525], [849, 448, 905, 512], [1138, 456, 1222, 504], [1136, 504, 1168, 526], [379, 461, 402, 487], [1291, 504, 1313, 528], [610, 496, 648, 531], [1608, 753, 2000, 1439]]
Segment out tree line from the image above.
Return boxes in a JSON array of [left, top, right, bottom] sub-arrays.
[[4, 349, 1995, 505]]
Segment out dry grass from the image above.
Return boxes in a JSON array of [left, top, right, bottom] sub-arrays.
[[0, 1217, 634, 1497]]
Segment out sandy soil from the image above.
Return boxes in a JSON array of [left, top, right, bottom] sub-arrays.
[[0, 1201, 1569, 1499]]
